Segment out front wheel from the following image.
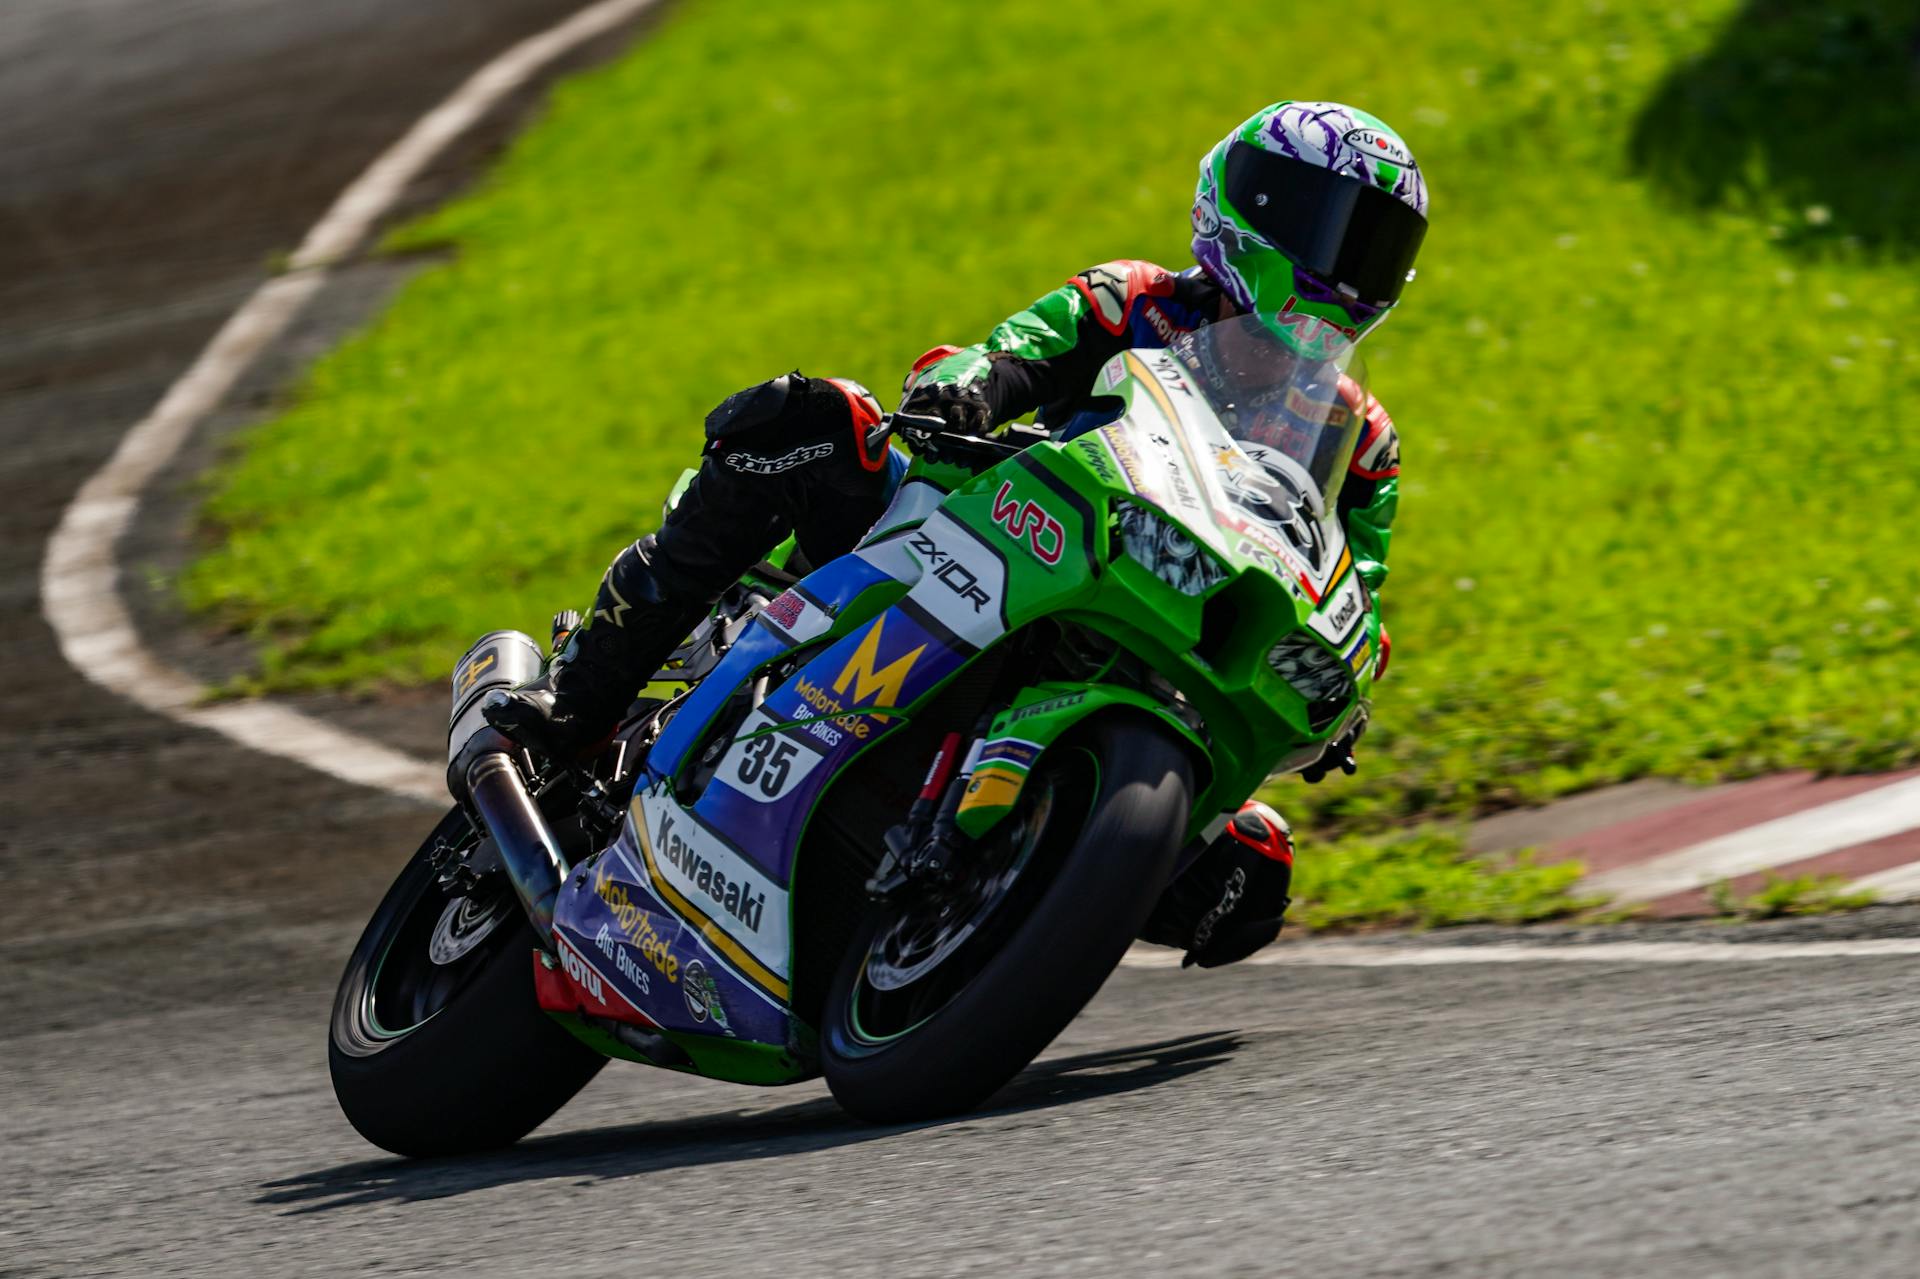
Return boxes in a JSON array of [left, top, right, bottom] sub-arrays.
[[328, 809, 607, 1157], [821, 719, 1193, 1123]]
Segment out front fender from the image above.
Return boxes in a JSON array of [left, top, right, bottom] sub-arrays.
[[952, 682, 1210, 840]]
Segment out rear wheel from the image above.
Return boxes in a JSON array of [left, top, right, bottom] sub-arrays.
[[821, 719, 1192, 1123], [328, 809, 606, 1157]]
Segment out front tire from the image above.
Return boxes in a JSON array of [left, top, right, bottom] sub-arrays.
[[821, 719, 1192, 1123], [328, 809, 606, 1158]]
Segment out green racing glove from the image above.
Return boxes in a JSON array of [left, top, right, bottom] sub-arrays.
[[899, 347, 996, 435]]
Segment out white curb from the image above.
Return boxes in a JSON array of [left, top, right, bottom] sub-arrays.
[[1579, 777, 1920, 904], [1120, 937, 1920, 969], [39, 0, 664, 807]]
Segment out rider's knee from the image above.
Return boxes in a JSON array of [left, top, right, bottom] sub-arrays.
[[702, 372, 884, 477]]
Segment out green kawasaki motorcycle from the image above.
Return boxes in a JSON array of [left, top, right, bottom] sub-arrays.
[[329, 313, 1382, 1156]]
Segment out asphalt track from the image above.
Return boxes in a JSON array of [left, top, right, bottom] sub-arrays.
[[5, 4, 1919, 1275]]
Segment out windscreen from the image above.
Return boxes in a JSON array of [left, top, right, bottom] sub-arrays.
[[1165, 312, 1368, 510]]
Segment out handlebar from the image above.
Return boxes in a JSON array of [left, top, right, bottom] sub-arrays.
[[882, 412, 1052, 470]]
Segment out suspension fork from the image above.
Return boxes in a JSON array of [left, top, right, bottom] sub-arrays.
[[866, 711, 995, 896]]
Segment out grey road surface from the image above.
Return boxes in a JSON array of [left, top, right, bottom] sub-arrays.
[[8, 937, 1919, 1277], [4, 3, 1917, 1276], [0, 0, 621, 1023]]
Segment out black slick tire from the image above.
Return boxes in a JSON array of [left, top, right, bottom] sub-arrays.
[[328, 810, 606, 1158], [821, 719, 1192, 1124]]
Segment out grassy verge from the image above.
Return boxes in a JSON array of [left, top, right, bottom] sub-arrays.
[[181, 0, 1918, 926], [1706, 873, 1878, 921], [1292, 830, 1595, 932]]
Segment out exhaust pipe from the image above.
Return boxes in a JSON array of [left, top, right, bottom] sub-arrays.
[[464, 750, 567, 943], [447, 630, 568, 943]]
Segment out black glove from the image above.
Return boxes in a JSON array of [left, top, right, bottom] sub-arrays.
[[898, 378, 993, 436]]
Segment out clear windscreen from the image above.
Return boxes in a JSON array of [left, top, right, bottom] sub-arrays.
[[1165, 313, 1368, 509]]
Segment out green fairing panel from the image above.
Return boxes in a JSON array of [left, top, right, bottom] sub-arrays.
[[913, 270, 1395, 594], [1346, 475, 1396, 592], [550, 1011, 813, 1084], [952, 682, 1210, 842], [663, 467, 698, 509]]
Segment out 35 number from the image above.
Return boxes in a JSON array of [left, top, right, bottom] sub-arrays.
[[736, 736, 800, 798]]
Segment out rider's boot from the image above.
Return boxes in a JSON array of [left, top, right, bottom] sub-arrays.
[[484, 536, 707, 761], [1140, 799, 1295, 968]]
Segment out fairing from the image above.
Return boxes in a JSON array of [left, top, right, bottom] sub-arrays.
[[541, 322, 1380, 1078]]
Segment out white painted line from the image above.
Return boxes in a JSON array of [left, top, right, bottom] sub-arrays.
[[1121, 937, 1920, 969], [38, 0, 663, 807], [1576, 776, 1920, 903], [1847, 860, 1920, 903]]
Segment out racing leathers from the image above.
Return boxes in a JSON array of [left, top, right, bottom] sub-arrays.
[[485, 257, 1401, 967], [900, 258, 1400, 596]]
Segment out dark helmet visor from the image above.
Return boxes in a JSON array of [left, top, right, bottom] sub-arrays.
[[1224, 143, 1428, 306]]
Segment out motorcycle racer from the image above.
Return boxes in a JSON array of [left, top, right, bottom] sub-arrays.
[[487, 100, 1429, 968]]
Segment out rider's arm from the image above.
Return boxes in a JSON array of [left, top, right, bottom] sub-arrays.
[[904, 261, 1215, 428], [1338, 396, 1401, 592]]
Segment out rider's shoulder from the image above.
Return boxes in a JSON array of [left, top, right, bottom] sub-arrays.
[[1066, 259, 1183, 334], [1334, 377, 1394, 425], [1347, 391, 1400, 480]]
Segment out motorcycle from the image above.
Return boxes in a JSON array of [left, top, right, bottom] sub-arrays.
[[328, 313, 1383, 1156]]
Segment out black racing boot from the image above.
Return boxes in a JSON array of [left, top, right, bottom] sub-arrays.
[[1139, 800, 1295, 968], [484, 538, 706, 762]]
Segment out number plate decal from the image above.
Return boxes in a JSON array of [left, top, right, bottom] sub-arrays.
[[714, 709, 828, 805]]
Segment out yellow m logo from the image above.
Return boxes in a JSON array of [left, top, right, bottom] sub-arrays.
[[832, 616, 926, 710]]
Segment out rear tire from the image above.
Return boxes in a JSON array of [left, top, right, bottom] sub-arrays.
[[328, 810, 606, 1158], [821, 719, 1192, 1123]]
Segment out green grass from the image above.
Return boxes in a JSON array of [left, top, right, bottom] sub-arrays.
[[1292, 830, 1595, 932], [1706, 872, 1878, 920], [183, 0, 1919, 924], [1629, 0, 1919, 255]]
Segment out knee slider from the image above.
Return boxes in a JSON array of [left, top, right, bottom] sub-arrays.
[[705, 374, 795, 442], [704, 371, 877, 447]]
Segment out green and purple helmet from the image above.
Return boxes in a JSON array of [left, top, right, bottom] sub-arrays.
[[1191, 101, 1429, 353]]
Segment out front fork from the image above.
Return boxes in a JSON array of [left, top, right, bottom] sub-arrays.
[[866, 712, 996, 897]]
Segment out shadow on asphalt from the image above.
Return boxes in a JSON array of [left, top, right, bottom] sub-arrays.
[[258, 1032, 1243, 1214]]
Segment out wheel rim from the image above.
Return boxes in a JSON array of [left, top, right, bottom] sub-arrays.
[[337, 829, 523, 1055], [840, 749, 1097, 1052], [427, 893, 512, 965]]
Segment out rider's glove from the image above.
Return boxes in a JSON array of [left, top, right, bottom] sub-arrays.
[[900, 381, 992, 435], [899, 347, 995, 435]]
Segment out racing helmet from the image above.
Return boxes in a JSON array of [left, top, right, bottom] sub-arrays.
[[1191, 101, 1429, 355]]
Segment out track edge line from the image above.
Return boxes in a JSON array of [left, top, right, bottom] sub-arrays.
[[36, 0, 665, 808]]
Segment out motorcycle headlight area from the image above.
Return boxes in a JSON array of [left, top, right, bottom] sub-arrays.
[[1114, 501, 1228, 596], [1265, 633, 1356, 731]]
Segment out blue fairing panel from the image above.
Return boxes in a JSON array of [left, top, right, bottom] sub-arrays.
[[646, 550, 902, 782], [583, 492, 995, 1043], [548, 819, 791, 1045], [690, 599, 968, 882]]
